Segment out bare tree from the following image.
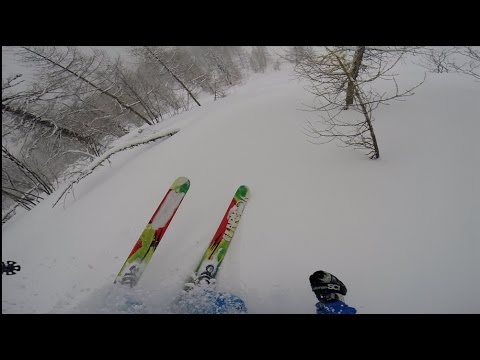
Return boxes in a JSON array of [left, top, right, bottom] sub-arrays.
[[295, 46, 425, 159], [2, 145, 54, 197], [2, 51, 129, 192], [192, 47, 243, 99], [284, 46, 308, 65], [137, 46, 203, 107], [418, 47, 453, 74], [345, 46, 365, 108], [110, 57, 165, 123], [206, 47, 242, 86], [273, 59, 281, 71], [2, 161, 46, 212], [250, 46, 269, 73], [212, 71, 226, 101], [230, 46, 249, 71], [3, 47, 147, 215], [419, 46, 480, 80], [3, 73, 93, 213], [2, 76, 101, 150], [13, 46, 155, 126], [2, 71, 102, 148], [2, 46, 258, 220]]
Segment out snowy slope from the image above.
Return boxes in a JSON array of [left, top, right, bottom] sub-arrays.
[[2, 62, 479, 314]]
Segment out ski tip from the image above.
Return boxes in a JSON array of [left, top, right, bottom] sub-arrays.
[[235, 185, 250, 201], [171, 177, 190, 193]]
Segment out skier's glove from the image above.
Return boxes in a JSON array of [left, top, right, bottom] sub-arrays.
[[309, 270, 347, 303]]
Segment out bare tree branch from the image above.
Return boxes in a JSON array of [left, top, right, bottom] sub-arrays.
[[143, 47, 201, 107], [419, 46, 480, 80], [52, 129, 180, 208], [17, 46, 155, 126]]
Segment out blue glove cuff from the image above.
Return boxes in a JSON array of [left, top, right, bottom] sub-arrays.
[[316, 300, 357, 314]]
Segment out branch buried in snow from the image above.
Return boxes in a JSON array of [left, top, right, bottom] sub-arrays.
[[51, 129, 180, 208]]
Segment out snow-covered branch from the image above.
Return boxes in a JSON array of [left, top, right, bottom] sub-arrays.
[[52, 129, 180, 208]]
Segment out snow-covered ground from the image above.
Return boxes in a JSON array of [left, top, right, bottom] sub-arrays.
[[2, 61, 479, 314]]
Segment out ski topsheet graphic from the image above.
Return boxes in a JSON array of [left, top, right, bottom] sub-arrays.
[[115, 177, 190, 287], [186, 185, 250, 289]]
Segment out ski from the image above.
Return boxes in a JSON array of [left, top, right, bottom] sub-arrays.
[[185, 185, 250, 290], [114, 176, 190, 287]]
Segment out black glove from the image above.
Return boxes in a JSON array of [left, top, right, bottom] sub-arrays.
[[309, 270, 347, 303]]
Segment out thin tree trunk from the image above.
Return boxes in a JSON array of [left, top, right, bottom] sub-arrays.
[[114, 65, 159, 123], [345, 46, 366, 108], [2, 145, 54, 194], [332, 48, 379, 159], [2, 104, 95, 146], [354, 89, 380, 159], [20, 47, 154, 126], [144, 47, 201, 107]]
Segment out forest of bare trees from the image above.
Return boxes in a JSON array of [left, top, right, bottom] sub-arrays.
[[4, 46, 478, 222], [2, 46, 271, 221]]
